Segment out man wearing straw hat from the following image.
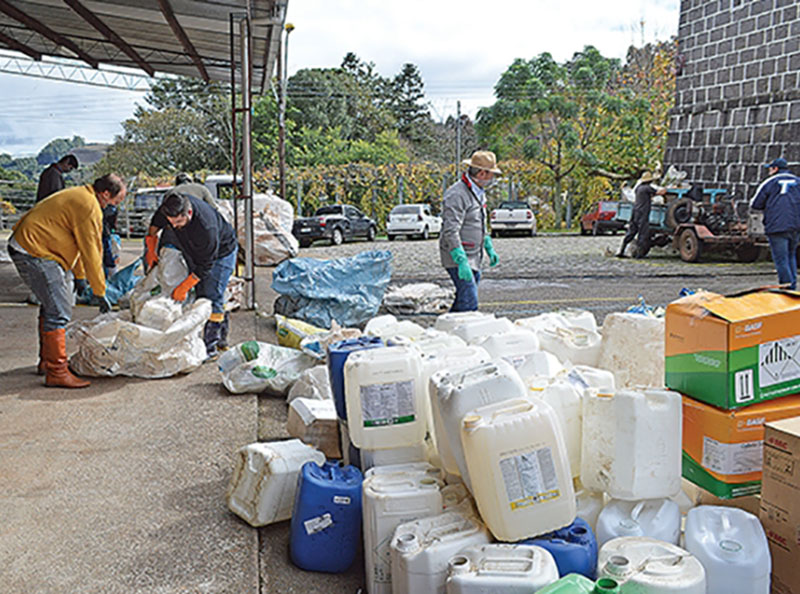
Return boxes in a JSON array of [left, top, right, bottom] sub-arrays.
[[439, 150, 501, 311], [616, 170, 666, 258]]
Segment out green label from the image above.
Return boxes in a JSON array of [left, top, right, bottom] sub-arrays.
[[150, 285, 162, 296], [240, 341, 260, 361], [251, 365, 277, 379], [364, 415, 415, 428]]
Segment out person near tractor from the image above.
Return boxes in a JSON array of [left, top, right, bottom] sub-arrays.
[[750, 157, 800, 290], [439, 150, 501, 312], [616, 171, 667, 258], [8, 174, 126, 388], [36, 154, 79, 202], [144, 191, 237, 358]]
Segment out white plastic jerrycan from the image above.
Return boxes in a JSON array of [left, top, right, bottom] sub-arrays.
[[344, 345, 426, 450], [411, 329, 466, 356], [684, 505, 771, 594], [581, 389, 682, 500], [435, 311, 494, 334], [561, 365, 616, 396], [475, 328, 540, 368], [432, 360, 527, 488], [363, 471, 444, 594], [538, 326, 603, 367], [390, 508, 491, 594], [514, 312, 572, 335], [595, 499, 681, 547], [461, 398, 576, 541], [555, 309, 598, 333], [574, 478, 605, 534], [446, 543, 560, 593], [597, 537, 706, 593], [451, 316, 515, 345], [516, 351, 566, 384], [527, 378, 583, 477]]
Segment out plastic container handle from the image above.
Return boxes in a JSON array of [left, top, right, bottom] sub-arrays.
[[458, 363, 498, 383], [721, 511, 731, 533], [631, 501, 646, 521], [490, 400, 533, 421]]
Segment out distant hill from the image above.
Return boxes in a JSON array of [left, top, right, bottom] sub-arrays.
[[70, 144, 109, 168]]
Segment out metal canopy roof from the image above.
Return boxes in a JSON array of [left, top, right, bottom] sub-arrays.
[[0, 0, 286, 91]]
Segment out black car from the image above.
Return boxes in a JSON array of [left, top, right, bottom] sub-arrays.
[[292, 204, 378, 247]]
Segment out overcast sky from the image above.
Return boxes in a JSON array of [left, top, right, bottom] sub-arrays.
[[0, 0, 679, 157]]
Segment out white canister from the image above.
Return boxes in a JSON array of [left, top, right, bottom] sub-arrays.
[[451, 316, 515, 345], [527, 379, 583, 477], [344, 345, 426, 450], [461, 398, 576, 541], [596, 498, 681, 547], [363, 472, 444, 594], [597, 537, 706, 593], [516, 351, 566, 384], [683, 505, 770, 594], [555, 309, 598, 333], [561, 365, 616, 396], [435, 311, 494, 334], [364, 461, 444, 482], [432, 360, 527, 487], [574, 480, 605, 534], [538, 326, 603, 367], [412, 329, 467, 356], [581, 389, 682, 500], [390, 509, 491, 594], [446, 544, 560, 593], [475, 329, 541, 368], [360, 442, 429, 472], [226, 439, 325, 527]]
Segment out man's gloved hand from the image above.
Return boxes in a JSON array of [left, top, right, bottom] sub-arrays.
[[449, 246, 474, 282], [74, 278, 89, 296], [484, 235, 499, 267], [98, 296, 112, 314], [144, 235, 159, 272], [172, 273, 200, 302]]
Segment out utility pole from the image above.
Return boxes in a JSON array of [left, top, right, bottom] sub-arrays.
[[278, 23, 294, 202], [455, 100, 462, 174]]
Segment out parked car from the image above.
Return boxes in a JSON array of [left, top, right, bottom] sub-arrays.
[[386, 203, 442, 241], [122, 187, 171, 237], [490, 200, 536, 237], [580, 200, 626, 235], [292, 204, 377, 247]]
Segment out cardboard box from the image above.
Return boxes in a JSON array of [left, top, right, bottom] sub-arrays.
[[680, 478, 761, 516], [666, 290, 800, 409], [286, 398, 341, 459], [682, 394, 800, 498], [760, 416, 800, 594]]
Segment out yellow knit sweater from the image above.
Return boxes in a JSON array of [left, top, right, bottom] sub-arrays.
[[13, 184, 105, 297]]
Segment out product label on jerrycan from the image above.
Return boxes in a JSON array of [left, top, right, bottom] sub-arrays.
[[499, 446, 561, 510], [360, 380, 416, 427]]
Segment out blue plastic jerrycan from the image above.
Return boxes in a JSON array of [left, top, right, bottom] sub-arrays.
[[327, 336, 384, 420], [521, 517, 598, 578], [290, 460, 363, 573]]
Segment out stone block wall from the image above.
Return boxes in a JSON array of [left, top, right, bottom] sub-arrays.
[[664, 0, 800, 199]]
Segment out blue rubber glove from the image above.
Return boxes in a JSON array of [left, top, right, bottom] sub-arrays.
[[73, 278, 89, 297], [449, 246, 474, 282], [484, 235, 499, 267]]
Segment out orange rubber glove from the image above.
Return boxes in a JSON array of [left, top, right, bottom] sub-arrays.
[[144, 235, 159, 271], [172, 273, 200, 302]]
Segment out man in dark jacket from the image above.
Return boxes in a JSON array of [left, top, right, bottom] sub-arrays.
[[750, 157, 800, 289], [36, 154, 79, 202], [616, 171, 667, 258], [144, 192, 237, 357]]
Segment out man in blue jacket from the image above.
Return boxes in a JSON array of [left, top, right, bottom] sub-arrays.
[[750, 157, 800, 289]]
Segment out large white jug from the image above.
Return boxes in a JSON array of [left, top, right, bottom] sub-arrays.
[[683, 505, 770, 594], [461, 398, 576, 541], [574, 479, 605, 533], [411, 329, 466, 356], [445, 544, 560, 593], [344, 345, 426, 450], [581, 389, 682, 500], [516, 351, 565, 384], [538, 326, 603, 367], [475, 329, 540, 368], [432, 360, 526, 488], [595, 499, 681, 547], [561, 365, 616, 396], [451, 316, 515, 345], [390, 508, 491, 594], [597, 537, 706, 593], [363, 472, 444, 594], [527, 379, 583, 477], [435, 311, 493, 334]]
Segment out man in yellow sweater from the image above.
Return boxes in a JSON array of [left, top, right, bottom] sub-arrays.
[[7, 174, 127, 388]]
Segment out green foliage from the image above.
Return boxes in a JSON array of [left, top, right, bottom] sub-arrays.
[[36, 135, 85, 166]]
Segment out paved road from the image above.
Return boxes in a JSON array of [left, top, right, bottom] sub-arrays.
[[299, 233, 777, 321]]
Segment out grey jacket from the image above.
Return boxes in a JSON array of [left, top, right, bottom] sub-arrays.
[[439, 177, 486, 270]]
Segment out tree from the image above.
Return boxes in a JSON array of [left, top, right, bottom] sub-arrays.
[[36, 136, 85, 165], [391, 63, 429, 141]]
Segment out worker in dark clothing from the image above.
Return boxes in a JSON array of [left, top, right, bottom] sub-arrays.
[[174, 172, 218, 209], [36, 154, 79, 202], [616, 171, 666, 258], [144, 192, 237, 358]]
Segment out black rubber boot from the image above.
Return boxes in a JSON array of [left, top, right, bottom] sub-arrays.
[[218, 312, 230, 351], [203, 321, 222, 359]]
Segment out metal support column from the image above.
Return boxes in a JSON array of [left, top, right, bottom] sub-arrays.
[[240, 16, 255, 309]]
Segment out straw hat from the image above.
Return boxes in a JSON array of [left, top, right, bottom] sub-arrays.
[[462, 151, 502, 174], [638, 171, 659, 183]]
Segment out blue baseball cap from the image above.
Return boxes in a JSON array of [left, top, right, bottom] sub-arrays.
[[765, 157, 788, 169]]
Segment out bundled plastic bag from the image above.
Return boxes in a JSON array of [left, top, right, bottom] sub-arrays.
[[67, 299, 211, 378], [286, 365, 332, 404], [76, 258, 143, 305], [130, 247, 191, 321], [219, 340, 317, 395], [382, 282, 454, 315], [217, 192, 299, 266], [271, 250, 392, 328]]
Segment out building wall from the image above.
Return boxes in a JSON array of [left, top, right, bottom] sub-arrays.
[[664, 0, 800, 199]]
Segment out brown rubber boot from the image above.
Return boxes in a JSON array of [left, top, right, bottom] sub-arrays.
[[37, 315, 46, 375], [42, 328, 90, 389]]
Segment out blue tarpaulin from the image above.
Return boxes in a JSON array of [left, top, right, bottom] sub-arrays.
[[271, 250, 392, 328], [77, 258, 143, 305]]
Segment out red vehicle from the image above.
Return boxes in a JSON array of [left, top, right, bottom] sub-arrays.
[[580, 200, 626, 235]]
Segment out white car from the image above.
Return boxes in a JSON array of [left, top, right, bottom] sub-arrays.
[[386, 204, 442, 241], [490, 200, 537, 237]]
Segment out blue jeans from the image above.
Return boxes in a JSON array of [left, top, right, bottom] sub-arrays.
[[9, 245, 72, 331], [767, 231, 799, 290], [196, 247, 237, 314], [446, 267, 481, 312]]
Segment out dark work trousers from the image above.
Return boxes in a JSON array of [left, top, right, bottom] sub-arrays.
[[619, 210, 651, 257]]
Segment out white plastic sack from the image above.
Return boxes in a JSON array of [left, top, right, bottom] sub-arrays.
[[219, 341, 317, 395], [68, 299, 212, 378], [130, 247, 191, 321], [217, 192, 299, 266], [286, 365, 332, 404], [383, 282, 454, 315]]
